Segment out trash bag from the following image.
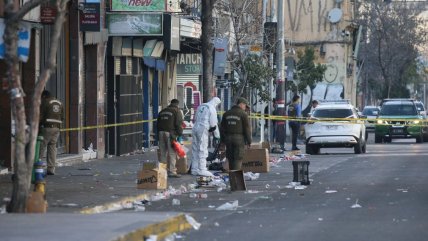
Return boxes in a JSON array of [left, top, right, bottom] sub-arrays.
[[172, 141, 186, 158], [208, 162, 225, 171]]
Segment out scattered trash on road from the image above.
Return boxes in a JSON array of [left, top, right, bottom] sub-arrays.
[[285, 182, 307, 190], [172, 199, 180, 206], [216, 200, 239, 211], [245, 190, 260, 194], [185, 214, 201, 230], [146, 235, 158, 241], [244, 172, 260, 181], [325, 190, 337, 194], [351, 199, 362, 208], [397, 188, 408, 193]]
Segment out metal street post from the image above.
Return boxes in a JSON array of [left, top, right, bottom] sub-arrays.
[[275, 0, 286, 149], [267, 0, 276, 143]]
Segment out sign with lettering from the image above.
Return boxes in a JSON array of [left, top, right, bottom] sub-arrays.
[[137, 163, 167, 189], [176, 53, 202, 75], [80, 3, 100, 32], [111, 0, 166, 11], [242, 148, 270, 173], [107, 13, 163, 36], [40, 6, 57, 24]]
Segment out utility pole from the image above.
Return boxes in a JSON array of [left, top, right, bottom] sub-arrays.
[[267, 0, 276, 143], [275, 0, 286, 150]]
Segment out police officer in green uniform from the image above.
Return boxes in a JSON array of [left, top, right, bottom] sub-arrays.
[[39, 90, 63, 175], [157, 99, 183, 177], [220, 97, 252, 171]]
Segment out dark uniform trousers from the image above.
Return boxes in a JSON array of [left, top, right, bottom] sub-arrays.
[[39, 127, 60, 173], [158, 131, 177, 174], [225, 134, 245, 170]]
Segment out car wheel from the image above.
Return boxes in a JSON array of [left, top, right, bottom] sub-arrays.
[[384, 137, 392, 143], [306, 144, 314, 155], [424, 134, 428, 142], [354, 140, 362, 154], [362, 140, 367, 153], [374, 134, 382, 143], [416, 133, 423, 143]]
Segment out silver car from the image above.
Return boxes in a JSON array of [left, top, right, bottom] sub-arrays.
[[362, 106, 380, 131]]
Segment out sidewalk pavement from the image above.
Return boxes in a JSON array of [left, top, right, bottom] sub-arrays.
[[0, 147, 201, 241], [0, 139, 297, 240]]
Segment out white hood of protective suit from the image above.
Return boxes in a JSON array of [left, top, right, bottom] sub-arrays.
[[207, 97, 221, 108], [194, 97, 221, 130]]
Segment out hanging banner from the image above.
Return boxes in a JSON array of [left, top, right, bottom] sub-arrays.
[[213, 37, 229, 76], [0, 19, 32, 63], [110, 0, 166, 12], [107, 13, 163, 36]]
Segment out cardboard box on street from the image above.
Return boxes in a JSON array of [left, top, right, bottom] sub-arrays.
[[250, 141, 271, 151], [157, 149, 189, 174], [176, 156, 189, 174], [242, 148, 270, 173], [137, 163, 167, 189]]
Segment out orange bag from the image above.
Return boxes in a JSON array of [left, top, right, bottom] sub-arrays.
[[172, 140, 186, 158]]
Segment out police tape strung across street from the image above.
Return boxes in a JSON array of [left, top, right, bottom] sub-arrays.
[[59, 112, 428, 132], [60, 119, 156, 132]]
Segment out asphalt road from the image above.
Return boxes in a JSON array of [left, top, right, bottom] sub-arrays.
[[143, 134, 428, 241]]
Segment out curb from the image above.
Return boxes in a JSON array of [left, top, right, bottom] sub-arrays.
[[113, 213, 195, 241], [80, 194, 151, 214]]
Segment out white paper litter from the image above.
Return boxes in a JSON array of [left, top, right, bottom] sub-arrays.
[[325, 190, 337, 194], [0, 205, 6, 214], [216, 200, 239, 211], [351, 199, 362, 208], [245, 190, 260, 194], [185, 214, 201, 230], [244, 172, 260, 181], [146, 235, 158, 241], [172, 199, 181, 206]]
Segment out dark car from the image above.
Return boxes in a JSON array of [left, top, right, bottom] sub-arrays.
[[375, 99, 425, 143]]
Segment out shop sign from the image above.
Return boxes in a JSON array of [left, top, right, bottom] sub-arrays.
[[180, 18, 201, 39], [177, 53, 202, 75], [80, 3, 101, 32], [107, 13, 163, 36], [40, 6, 57, 24], [110, 0, 166, 12]]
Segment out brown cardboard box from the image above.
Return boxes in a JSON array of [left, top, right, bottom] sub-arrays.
[[250, 143, 262, 149], [242, 148, 270, 173], [176, 156, 189, 174], [157, 149, 189, 174], [250, 142, 270, 151], [142, 160, 159, 170], [137, 163, 167, 189]]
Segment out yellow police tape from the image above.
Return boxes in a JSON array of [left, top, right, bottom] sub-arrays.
[[60, 112, 428, 132], [60, 119, 155, 132]]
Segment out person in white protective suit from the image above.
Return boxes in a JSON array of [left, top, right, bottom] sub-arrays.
[[191, 97, 222, 176]]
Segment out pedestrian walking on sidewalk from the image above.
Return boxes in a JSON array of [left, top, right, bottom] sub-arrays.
[[220, 97, 252, 171], [39, 90, 63, 175], [157, 99, 183, 178], [288, 95, 302, 151], [191, 97, 221, 177]]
